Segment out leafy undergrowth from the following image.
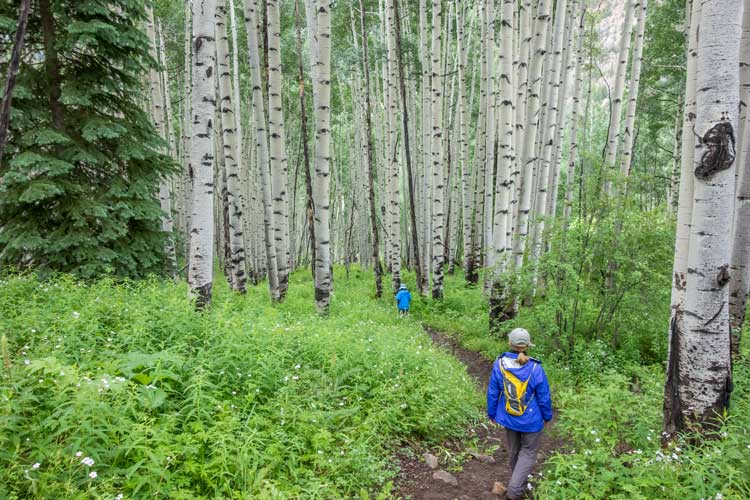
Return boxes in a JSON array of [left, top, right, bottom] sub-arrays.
[[0, 269, 480, 499], [412, 272, 750, 500]]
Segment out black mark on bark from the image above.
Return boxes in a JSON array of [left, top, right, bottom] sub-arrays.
[[694, 120, 736, 181]]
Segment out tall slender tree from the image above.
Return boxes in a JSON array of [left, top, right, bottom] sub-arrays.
[[309, 0, 333, 313], [358, 0, 383, 298], [664, 0, 741, 436], [267, 0, 291, 298], [393, 0, 424, 292], [603, 0, 635, 194], [619, 0, 648, 180], [216, 0, 246, 292], [430, 0, 446, 299], [245, 0, 280, 300], [187, 0, 218, 308]]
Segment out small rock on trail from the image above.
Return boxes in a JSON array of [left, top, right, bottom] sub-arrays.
[[424, 453, 439, 469], [432, 470, 458, 487], [492, 481, 507, 496]]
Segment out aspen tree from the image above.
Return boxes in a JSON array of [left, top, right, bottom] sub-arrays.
[[309, 0, 333, 313], [267, 0, 291, 297], [729, 0, 750, 355], [420, 0, 432, 294], [489, 0, 516, 327], [471, 1, 488, 283], [157, 22, 177, 161], [245, 0, 280, 300], [563, 6, 586, 222], [482, 0, 497, 276], [512, 0, 551, 282], [358, 0, 384, 298], [457, 0, 474, 283], [187, 0, 218, 308], [530, 0, 566, 276], [216, 0, 246, 292], [182, 0, 193, 248], [619, 0, 648, 180], [547, 0, 578, 221], [430, 0, 446, 299], [385, 0, 402, 292], [295, 0, 316, 280], [514, 0, 533, 159], [146, 7, 177, 275], [668, 0, 700, 337], [664, 0, 741, 435], [393, 0, 424, 291], [603, 0, 635, 194]]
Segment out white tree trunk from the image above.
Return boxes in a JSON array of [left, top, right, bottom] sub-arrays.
[[529, 0, 567, 274], [512, 0, 551, 277], [386, 0, 402, 292], [729, 0, 750, 354], [267, 0, 291, 297], [420, 0, 432, 294], [216, 0, 247, 292], [146, 7, 177, 275], [483, 0, 497, 275], [603, 0, 635, 194], [664, 0, 741, 435], [669, 0, 701, 332], [547, 0, 578, 221], [619, 0, 648, 179], [489, 0, 515, 325], [310, 0, 333, 313], [430, 0, 445, 299], [245, 0, 280, 300], [187, 0, 218, 307], [563, 6, 586, 222], [182, 0, 193, 252], [458, 0, 474, 282]]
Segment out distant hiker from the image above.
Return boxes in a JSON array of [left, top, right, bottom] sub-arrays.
[[395, 283, 412, 316], [487, 328, 553, 500]]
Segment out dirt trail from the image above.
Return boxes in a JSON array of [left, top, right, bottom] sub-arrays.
[[393, 327, 560, 500]]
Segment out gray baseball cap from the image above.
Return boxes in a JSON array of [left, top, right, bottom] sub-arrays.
[[508, 328, 535, 347]]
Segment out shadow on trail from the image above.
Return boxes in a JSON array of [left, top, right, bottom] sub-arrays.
[[394, 327, 561, 500]]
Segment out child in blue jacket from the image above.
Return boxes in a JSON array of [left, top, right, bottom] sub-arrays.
[[395, 283, 412, 316], [487, 328, 553, 499]]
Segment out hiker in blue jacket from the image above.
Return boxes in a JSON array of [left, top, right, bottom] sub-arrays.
[[395, 283, 412, 316], [487, 328, 553, 500]]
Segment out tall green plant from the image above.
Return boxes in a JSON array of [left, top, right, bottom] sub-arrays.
[[0, 0, 175, 278]]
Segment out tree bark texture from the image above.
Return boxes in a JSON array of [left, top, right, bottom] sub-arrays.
[[187, 0, 218, 309]]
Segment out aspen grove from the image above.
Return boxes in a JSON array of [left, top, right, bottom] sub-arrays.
[[1, 0, 750, 499]]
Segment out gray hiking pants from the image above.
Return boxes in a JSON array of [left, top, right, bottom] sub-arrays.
[[505, 428, 542, 499]]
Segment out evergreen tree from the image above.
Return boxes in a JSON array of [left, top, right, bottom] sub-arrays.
[[0, 0, 175, 279]]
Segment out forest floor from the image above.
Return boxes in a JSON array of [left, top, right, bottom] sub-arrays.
[[394, 327, 562, 500]]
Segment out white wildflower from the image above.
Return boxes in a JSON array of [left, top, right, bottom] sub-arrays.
[[81, 457, 95, 467], [31, 463, 40, 469], [88, 471, 97, 479]]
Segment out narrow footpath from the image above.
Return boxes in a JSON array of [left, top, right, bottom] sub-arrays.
[[394, 327, 560, 500]]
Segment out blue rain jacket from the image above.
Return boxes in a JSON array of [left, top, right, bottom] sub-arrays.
[[487, 352, 553, 433], [395, 289, 412, 310]]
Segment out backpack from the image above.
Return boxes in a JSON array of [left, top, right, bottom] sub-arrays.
[[498, 358, 537, 417]]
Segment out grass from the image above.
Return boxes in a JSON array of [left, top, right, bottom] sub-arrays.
[[0, 268, 481, 499], [2, 266, 749, 500]]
